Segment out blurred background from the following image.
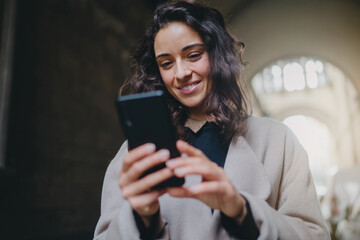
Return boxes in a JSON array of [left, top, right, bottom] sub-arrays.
[[0, 0, 359, 239]]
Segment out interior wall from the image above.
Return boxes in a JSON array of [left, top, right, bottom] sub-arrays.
[[229, 0, 360, 92]]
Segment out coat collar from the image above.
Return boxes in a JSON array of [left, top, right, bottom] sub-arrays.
[[224, 136, 271, 200]]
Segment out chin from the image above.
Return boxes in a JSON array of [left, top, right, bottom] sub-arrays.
[[181, 98, 204, 109], [173, 91, 207, 109]]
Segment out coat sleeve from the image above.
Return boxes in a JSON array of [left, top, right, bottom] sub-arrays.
[[242, 127, 330, 240], [93, 142, 169, 240]]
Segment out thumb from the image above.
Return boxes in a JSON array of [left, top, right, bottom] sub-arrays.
[[176, 140, 204, 157]]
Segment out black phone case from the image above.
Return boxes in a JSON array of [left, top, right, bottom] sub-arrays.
[[116, 90, 184, 189]]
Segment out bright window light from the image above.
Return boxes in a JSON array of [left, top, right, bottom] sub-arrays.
[[283, 115, 337, 196], [284, 62, 306, 91], [305, 60, 319, 89], [251, 57, 328, 95]]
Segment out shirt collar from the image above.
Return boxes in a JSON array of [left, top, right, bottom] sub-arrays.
[[185, 118, 213, 133]]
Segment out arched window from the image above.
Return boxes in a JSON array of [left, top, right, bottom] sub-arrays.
[[252, 57, 328, 95], [251, 57, 360, 198]]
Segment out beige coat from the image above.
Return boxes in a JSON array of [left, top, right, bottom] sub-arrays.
[[94, 116, 330, 239]]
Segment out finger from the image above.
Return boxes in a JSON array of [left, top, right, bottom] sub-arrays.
[[122, 143, 156, 172], [122, 167, 173, 198], [130, 189, 166, 215], [165, 156, 202, 169], [167, 186, 194, 198], [185, 182, 245, 218], [166, 158, 225, 181], [176, 140, 204, 157], [186, 181, 229, 196], [119, 149, 170, 188], [130, 189, 165, 208]]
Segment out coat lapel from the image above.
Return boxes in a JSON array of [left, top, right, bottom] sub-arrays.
[[224, 136, 271, 200]]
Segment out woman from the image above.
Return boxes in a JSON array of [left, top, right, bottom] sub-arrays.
[[94, 1, 330, 239]]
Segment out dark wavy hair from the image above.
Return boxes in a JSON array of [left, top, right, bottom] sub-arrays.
[[121, 0, 250, 141]]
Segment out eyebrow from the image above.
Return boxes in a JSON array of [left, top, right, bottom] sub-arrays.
[[155, 43, 205, 59]]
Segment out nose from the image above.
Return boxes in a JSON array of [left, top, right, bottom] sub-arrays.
[[175, 61, 191, 81]]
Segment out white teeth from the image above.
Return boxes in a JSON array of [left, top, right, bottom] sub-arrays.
[[181, 83, 197, 91]]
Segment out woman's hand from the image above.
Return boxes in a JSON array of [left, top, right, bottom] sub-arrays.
[[166, 140, 247, 223], [118, 143, 174, 226]]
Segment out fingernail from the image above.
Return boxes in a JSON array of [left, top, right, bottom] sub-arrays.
[[146, 143, 156, 152], [159, 149, 170, 159], [165, 160, 176, 167], [174, 168, 185, 175], [178, 140, 186, 147], [188, 185, 201, 193]]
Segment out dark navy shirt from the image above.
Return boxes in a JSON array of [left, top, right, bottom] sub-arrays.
[[185, 121, 231, 167]]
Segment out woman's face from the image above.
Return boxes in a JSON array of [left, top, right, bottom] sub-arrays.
[[154, 21, 211, 119]]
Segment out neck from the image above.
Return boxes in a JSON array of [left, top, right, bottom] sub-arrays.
[[188, 106, 209, 121]]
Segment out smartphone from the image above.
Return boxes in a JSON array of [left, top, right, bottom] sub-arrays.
[[115, 90, 184, 189]]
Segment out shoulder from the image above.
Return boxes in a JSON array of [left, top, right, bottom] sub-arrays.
[[243, 116, 302, 153], [245, 116, 291, 139]]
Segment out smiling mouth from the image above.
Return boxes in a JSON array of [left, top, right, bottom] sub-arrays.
[[180, 82, 199, 91], [177, 81, 201, 95]]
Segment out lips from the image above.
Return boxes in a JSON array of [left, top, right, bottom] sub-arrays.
[[178, 81, 201, 94]]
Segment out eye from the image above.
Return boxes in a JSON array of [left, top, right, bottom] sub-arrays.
[[188, 52, 202, 61], [159, 61, 173, 69]]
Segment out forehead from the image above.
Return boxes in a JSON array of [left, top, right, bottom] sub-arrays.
[[154, 21, 203, 54]]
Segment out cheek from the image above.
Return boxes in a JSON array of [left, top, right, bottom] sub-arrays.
[[159, 70, 174, 89], [196, 56, 211, 77]]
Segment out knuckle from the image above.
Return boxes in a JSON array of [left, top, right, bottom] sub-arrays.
[[148, 173, 160, 185], [118, 179, 123, 189], [217, 182, 225, 191], [192, 148, 202, 156], [217, 165, 225, 175], [132, 162, 142, 175], [210, 161, 219, 170], [149, 169, 168, 185], [122, 190, 129, 199], [160, 168, 171, 179], [118, 176, 128, 189], [205, 165, 212, 173], [143, 155, 155, 167], [132, 202, 142, 210], [194, 157, 202, 163], [132, 198, 145, 210], [123, 155, 132, 164], [129, 199, 138, 208]]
